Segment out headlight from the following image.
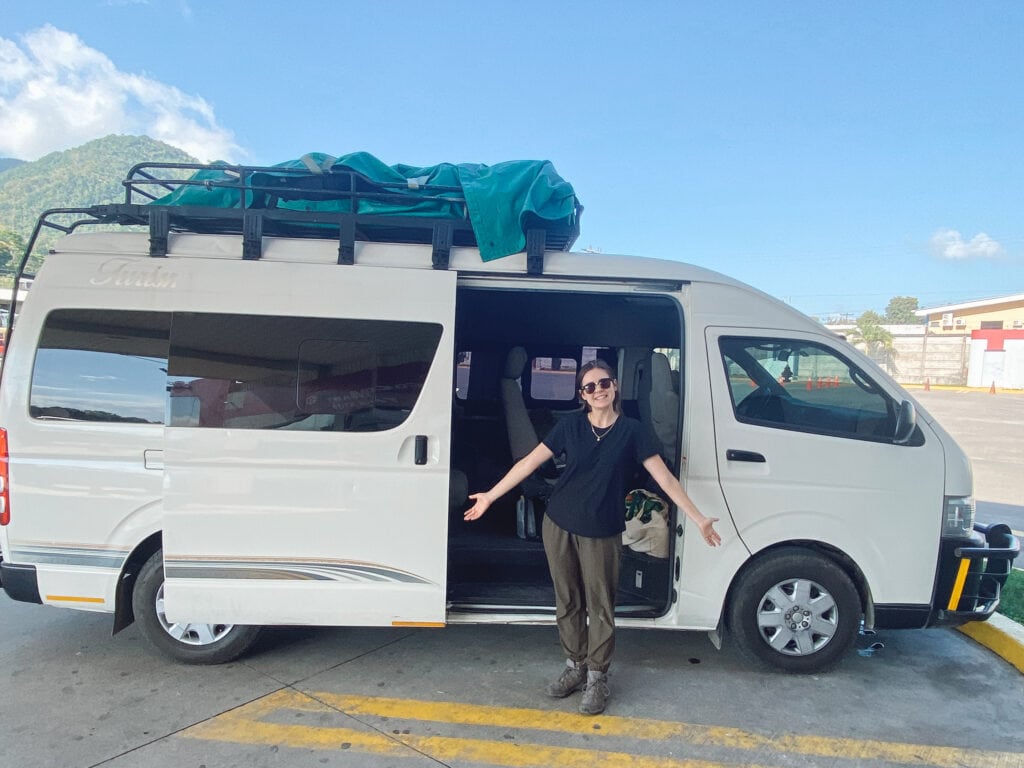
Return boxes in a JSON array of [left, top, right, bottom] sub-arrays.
[[942, 496, 974, 538]]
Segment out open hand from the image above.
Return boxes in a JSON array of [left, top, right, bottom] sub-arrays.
[[698, 516, 722, 547], [464, 493, 491, 521]]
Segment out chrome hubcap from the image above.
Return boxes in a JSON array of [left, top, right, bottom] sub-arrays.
[[756, 578, 838, 656]]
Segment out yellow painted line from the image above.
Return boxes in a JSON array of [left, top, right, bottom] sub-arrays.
[[185, 709, 774, 768], [180, 689, 1024, 768], [45, 595, 105, 604], [391, 621, 445, 628], [947, 557, 971, 610]]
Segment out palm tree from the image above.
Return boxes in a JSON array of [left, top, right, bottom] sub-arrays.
[[846, 311, 896, 371]]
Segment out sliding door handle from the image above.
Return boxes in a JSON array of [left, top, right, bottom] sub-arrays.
[[726, 449, 766, 463]]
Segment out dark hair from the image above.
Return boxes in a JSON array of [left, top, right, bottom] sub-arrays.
[[577, 359, 621, 413]]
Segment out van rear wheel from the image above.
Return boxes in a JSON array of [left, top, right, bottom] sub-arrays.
[[132, 549, 261, 664], [728, 549, 860, 673]]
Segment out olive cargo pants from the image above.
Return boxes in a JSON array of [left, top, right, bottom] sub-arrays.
[[542, 515, 622, 674]]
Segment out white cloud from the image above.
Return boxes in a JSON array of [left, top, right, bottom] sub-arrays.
[[929, 228, 1003, 260], [0, 25, 240, 162]]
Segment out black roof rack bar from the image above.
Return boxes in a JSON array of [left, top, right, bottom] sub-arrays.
[[21, 198, 580, 264], [149, 208, 170, 257], [526, 229, 546, 276], [58, 203, 509, 248], [337, 218, 355, 265], [113, 163, 585, 270], [123, 162, 468, 210], [242, 212, 263, 260], [432, 222, 453, 270], [125, 165, 181, 203]]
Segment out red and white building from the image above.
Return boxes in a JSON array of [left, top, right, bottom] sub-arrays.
[[916, 293, 1024, 389]]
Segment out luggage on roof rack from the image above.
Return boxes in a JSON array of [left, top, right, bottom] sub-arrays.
[[20, 152, 582, 278]]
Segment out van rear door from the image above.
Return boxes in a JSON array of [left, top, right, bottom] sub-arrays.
[[162, 260, 456, 627]]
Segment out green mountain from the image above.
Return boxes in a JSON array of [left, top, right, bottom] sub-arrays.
[[0, 134, 197, 236], [0, 158, 26, 174], [0, 135, 197, 272]]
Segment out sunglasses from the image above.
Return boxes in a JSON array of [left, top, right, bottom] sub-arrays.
[[580, 377, 615, 395]]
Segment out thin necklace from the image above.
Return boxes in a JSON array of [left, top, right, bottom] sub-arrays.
[[590, 416, 617, 442]]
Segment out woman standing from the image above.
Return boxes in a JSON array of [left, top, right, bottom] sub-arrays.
[[464, 359, 721, 715]]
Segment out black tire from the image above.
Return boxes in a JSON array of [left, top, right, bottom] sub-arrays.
[[728, 548, 861, 673], [132, 549, 261, 664]]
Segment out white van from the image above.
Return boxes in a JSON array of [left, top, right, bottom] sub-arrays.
[[0, 162, 1017, 672]]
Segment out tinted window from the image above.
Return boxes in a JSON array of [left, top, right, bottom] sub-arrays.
[[720, 337, 897, 441], [168, 313, 442, 431], [30, 309, 170, 424], [529, 355, 579, 401]]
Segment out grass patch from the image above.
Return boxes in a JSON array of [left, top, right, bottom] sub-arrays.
[[997, 568, 1024, 624]]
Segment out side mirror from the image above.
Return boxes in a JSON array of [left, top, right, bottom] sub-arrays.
[[894, 399, 916, 445]]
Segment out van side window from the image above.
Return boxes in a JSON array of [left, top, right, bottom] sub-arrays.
[[719, 337, 897, 441], [30, 309, 170, 424], [167, 312, 442, 431], [529, 356, 578, 401]]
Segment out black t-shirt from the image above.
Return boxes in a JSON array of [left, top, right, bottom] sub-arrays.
[[542, 411, 662, 538]]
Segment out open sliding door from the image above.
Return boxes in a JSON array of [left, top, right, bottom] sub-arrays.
[[162, 260, 456, 627]]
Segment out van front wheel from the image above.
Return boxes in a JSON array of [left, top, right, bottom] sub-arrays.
[[728, 549, 860, 673], [132, 549, 261, 664]]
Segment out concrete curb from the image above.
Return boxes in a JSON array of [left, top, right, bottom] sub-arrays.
[[957, 612, 1024, 674]]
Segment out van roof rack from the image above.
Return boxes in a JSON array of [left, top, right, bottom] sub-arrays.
[[19, 160, 583, 280]]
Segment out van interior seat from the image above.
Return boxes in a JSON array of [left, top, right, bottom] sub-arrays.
[[501, 346, 538, 461], [500, 346, 557, 538], [649, 352, 679, 464]]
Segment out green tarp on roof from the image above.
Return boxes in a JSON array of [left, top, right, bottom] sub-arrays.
[[152, 151, 581, 261]]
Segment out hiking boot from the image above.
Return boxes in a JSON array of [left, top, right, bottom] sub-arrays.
[[579, 670, 610, 715], [545, 660, 587, 698]]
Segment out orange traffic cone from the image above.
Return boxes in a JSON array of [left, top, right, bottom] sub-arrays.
[[924, 378, 930, 391], [989, 381, 996, 395], [806, 379, 813, 391]]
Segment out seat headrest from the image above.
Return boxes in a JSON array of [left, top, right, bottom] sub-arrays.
[[503, 346, 529, 378], [652, 352, 674, 391]]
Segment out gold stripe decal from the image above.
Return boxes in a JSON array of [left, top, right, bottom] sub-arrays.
[[46, 595, 105, 604], [180, 689, 1024, 768], [947, 557, 971, 611]]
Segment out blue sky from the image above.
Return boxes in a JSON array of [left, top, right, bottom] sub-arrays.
[[1, 1, 1022, 320]]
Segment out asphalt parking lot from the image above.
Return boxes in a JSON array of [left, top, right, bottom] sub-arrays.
[[1, 388, 1021, 768], [910, 388, 1024, 533], [2, 593, 1023, 768]]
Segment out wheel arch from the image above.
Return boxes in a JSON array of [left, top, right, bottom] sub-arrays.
[[724, 539, 871, 630], [112, 531, 163, 635]]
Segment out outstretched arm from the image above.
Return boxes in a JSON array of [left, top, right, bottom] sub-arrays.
[[464, 442, 556, 521], [643, 455, 721, 547]]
